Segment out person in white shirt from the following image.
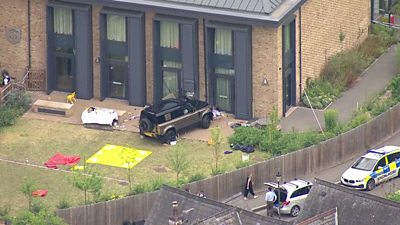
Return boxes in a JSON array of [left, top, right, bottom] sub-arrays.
[[265, 187, 277, 217]]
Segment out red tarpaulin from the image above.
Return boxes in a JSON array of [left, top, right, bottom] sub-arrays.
[[44, 153, 80, 169], [32, 190, 48, 197]]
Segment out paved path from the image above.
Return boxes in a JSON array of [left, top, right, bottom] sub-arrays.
[[280, 44, 399, 132]]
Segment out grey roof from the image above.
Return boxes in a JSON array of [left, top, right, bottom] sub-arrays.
[[92, 0, 306, 25], [145, 185, 291, 225], [161, 0, 284, 14], [193, 209, 242, 225], [296, 179, 400, 225]]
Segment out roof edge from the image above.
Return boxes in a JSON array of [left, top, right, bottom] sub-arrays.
[[315, 179, 400, 208]]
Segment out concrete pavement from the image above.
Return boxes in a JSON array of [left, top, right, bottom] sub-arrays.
[[280, 44, 399, 132]]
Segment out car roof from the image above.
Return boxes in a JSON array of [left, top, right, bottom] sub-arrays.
[[265, 179, 312, 193], [363, 145, 400, 160], [144, 99, 186, 114]]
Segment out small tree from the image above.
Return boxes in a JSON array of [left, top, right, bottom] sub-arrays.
[[167, 143, 191, 185], [70, 166, 103, 204], [19, 177, 38, 210], [210, 126, 223, 172], [121, 151, 136, 192]]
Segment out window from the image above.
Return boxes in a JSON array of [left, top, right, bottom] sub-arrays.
[[54, 7, 73, 35], [290, 187, 310, 199], [215, 68, 234, 76], [160, 21, 179, 49], [107, 15, 126, 42], [214, 29, 232, 55], [283, 24, 291, 54], [374, 158, 387, 171], [388, 152, 400, 163]]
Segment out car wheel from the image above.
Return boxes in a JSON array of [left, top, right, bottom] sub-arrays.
[[164, 129, 177, 144], [201, 114, 211, 129], [290, 205, 300, 217], [112, 119, 118, 127], [139, 118, 153, 132], [366, 179, 375, 191]]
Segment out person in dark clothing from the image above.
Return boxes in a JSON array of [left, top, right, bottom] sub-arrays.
[[244, 174, 258, 200], [2, 70, 10, 86]]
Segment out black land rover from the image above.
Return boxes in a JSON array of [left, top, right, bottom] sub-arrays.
[[139, 98, 213, 143]]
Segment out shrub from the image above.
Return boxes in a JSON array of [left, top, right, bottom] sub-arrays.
[[348, 112, 371, 129], [148, 176, 165, 191], [390, 75, 400, 100], [0, 106, 18, 126], [357, 36, 386, 60], [302, 79, 340, 109], [387, 192, 400, 202], [5, 90, 32, 114], [188, 172, 205, 183], [324, 109, 339, 131], [0, 90, 32, 127], [393, 3, 400, 15], [128, 183, 148, 195], [234, 160, 250, 169], [211, 167, 226, 176], [228, 126, 263, 147], [56, 198, 71, 209], [321, 51, 369, 88]]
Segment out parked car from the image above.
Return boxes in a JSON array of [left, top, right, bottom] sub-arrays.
[[341, 145, 400, 190], [139, 98, 213, 143], [264, 179, 312, 217], [81, 106, 119, 127]]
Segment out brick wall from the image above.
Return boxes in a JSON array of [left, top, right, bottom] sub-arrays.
[[92, 5, 101, 98], [252, 26, 281, 118], [300, 0, 370, 82], [0, 0, 29, 80], [0, 0, 47, 80], [145, 12, 155, 104], [30, 0, 47, 74]]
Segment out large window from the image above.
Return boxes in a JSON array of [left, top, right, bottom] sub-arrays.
[[54, 7, 73, 35], [107, 15, 126, 42], [212, 28, 234, 112], [160, 21, 179, 49], [214, 29, 232, 55]]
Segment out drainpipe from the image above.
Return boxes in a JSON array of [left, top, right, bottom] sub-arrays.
[[299, 6, 303, 98], [27, 0, 32, 69]]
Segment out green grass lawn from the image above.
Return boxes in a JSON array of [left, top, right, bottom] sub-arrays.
[[0, 118, 269, 214]]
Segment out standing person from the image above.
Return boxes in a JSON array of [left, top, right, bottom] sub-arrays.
[[265, 187, 277, 217], [244, 174, 258, 200]]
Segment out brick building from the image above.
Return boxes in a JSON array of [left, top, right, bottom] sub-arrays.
[[0, 0, 370, 119]]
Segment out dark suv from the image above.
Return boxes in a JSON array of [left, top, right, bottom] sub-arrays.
[[139, 98, 213, 143]]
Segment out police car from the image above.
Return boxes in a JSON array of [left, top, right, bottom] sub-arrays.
[[341, 145, 400, 190]]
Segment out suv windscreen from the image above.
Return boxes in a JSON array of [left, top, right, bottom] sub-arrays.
[[352, 157, 378, 171], [274, 188, 288, 203]]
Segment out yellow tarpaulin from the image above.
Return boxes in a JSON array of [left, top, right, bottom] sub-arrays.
[[86, 144, 152, 169]]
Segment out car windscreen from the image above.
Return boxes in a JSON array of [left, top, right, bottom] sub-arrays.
[[351, 157, 377, 171]]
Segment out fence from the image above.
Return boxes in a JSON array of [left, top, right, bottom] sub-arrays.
[[57, 104, 400, 225]]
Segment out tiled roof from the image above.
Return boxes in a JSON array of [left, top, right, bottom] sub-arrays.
[[296, 179, 400, 225], [161, 0, 285, 14], [144, 185, 290, 225]]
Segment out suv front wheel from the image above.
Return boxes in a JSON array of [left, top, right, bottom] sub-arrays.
[[164, 129, 177, 144], [140, 118, 153, 132], [201, 114, 212, 129]]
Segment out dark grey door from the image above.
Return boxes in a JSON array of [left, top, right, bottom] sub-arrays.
[[108, 59, 128, 99], [214, 74, 235, 112], [282, 20, 296, 115], [55, 52, 75, 92]]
